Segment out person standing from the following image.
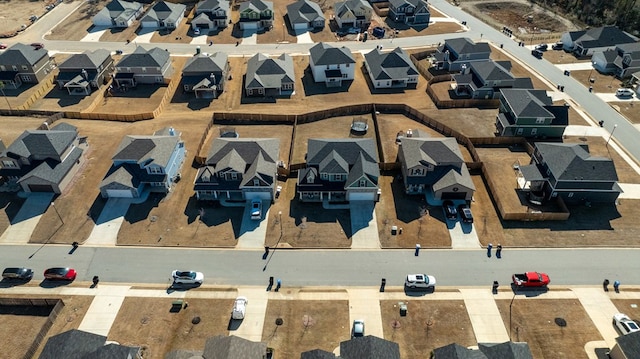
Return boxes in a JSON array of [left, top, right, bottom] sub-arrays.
[[496, 244, 502, 259], [487, 243, 493, 258]]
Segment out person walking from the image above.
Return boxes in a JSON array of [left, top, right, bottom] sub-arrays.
[[487, 243, 493, 258], [496, 244, 502, 259]]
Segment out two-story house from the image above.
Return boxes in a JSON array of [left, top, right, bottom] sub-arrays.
[[432, 37, 491, 72], [140, 1, 186, 29], [191, 0, 230, 31], [0, 123, 87, 194], [363, 47, 419, 89], [238, 0, 273, 30], [55, 49, 114, 96], [613, 42, 640, 78], [181, 52, 229, 99], [297, 138, 380, 203], [113, 46, 173, 88], [518, 142, 622, 204], [388, 0, 430, 26], [333, 0, 373, 29], [99, 127, 185, 198], [559, 26, 638, 57], [92, 0, 143, 28], [194, 138, 279, 202], [245, 53, 295, 97], [0, 43, 55, 89], [452, 60, 533, 99], [398, 132, 475, 200], [495, 89, 569, 138], [287, 0, 325, 31], [308, 42, 355, 87]]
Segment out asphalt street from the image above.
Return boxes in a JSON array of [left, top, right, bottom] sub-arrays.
[[1, 245, 635, 287]]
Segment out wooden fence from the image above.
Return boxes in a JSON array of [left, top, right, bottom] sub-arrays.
[[14, 77, 55, 111]]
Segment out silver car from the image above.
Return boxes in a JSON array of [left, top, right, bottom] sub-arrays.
[[171, 270, 204, 285]]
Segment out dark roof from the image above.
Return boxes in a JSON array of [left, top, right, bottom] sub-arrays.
[[202, 335, 267, 359], [443, 37, 491, 56], [38, 329, 107, 359], [432, 343, 487, 359], [287, 0, 324, 23], [471, 61, 514, 82], [339, 336, 400, 359], [572, 26, 638, 49], [18, 146, 84, 185], [117, 46, 170, 68], [307, 138, 378, 166], [478, 342, 534, 359], [164, 349, 204, 359], [364, 47, 418, 81], [239, 0, 273, 14], [614, 331, 640, 357], [246, 53, 295, 89], [500, 89, 554, 118], [309, 43, 355, 66], [301, 349, 338, 359], [0, 43, 49, 66], [183, 52, 228, 74], [112, 131, 180, 167], [3, 124, 78, 161], [59, 49, 111, 70], [86, 343, 141, 359], [535, 143, 618, 182], [141, 1, 186, 23]]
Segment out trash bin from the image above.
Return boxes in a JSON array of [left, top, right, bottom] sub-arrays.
[[399, 303, 407, 316], [492, 281, 499, 294]]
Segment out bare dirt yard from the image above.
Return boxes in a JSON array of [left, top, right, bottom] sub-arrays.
[[0, 0, 58, 37], [611, 102, 640, 124], [262, 297, 350, 358], [495, 297, 602, 359], [380, 298, 476, 359]]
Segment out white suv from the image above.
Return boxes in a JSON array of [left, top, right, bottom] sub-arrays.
[[232, 296, 248, 319], [405, 274, 436, 289], [613, 313, 640, 335]]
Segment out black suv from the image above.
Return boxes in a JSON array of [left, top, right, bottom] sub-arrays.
[[458, 204, 474, 223], [443, 200, 458, 220], [2, 267, 34, 281]]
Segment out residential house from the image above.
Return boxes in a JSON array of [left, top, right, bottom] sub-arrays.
[[194, 138, 279, 201], [388, 0, 430, 26], [432, 37, 491, 72], [495, 89, 569, 138], [609, 331, 640, 359], [559, 26, 638, 57], [287, 0, 325, 31], [0, 43, 55, 89], [297, 138, 380, 203], [432, 342, 533, 359], [613, 42, 640, 78], [398, 133, 475, 200], [452, 60, 534, 99], [238, 0, 274, 30], [333, 0, 373, 29], [308, 42, 355, 87], [0, 122, 87, 194], [39, 329, 141, 359], [301, 349, 338, 358], [245, 53, 295, 97], [140, 1, 186, 29], [92, 0, 143, 28], [99, 127, 185, 198], [518, 142, 622, 204], [113, 46, 173, 87], [363, 47, 419, 89], [165, 335, 268, 359], [632, 71, 640, 96], [301, 335, 400, 359], [181, 52, 229, 99], [55, 49, 114, 96], [591, 49, 619, 74], [191, 0, 230, 31]]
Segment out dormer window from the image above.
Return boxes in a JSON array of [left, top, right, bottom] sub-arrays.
[[148, 166, 162, 174], [2, 160, 17, 168], [230, 172, 238, 180], [359, 179, 367, 187], [253, 178, 260, 186], [306, 171, 316, 183]]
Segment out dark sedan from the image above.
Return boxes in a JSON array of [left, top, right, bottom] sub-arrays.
[[443, 200, 458, 220], [44, 267, 77, 281], [2, 267, 34, 281]]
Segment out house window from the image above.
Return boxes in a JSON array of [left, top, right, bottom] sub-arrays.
[[230, 173, 238, 180], [2, 160, 17, 168], [346, 63, 350, 67], [321, 173, 328, 180], [22, 65, 28, 71], [12, 65, 18, 71], [359, 179, 366, 187], [20, 75, 30, 82], [126, 67, 131, 72], [326, 65, 330, 69], [568, 192, 574, 198], [148, 166, 163, 174], [535, 117, 545, 124], [342, 73, 348, 78], [184, 85, 190, 91], [412, 168, 425, 176], [0, 65, 5, 71], [142, 67, 147, 73], [253, 178, 260, 186], [516, 128, 523, 135], [248, 89, 253, 95], [531, 128, 538, 135]]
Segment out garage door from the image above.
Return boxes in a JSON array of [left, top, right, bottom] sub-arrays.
[[293, 23, 307, 31], [241, 22, 258, 30], [141, 21, 158, 28], [245, 192, 271, 201], [441, 192, 467, 200], [106, 189, 134, 198], [348, 192, 375, 201], [28, 184, 53, 192]]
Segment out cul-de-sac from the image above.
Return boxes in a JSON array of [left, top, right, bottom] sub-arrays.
[[2, 0, 640, 358]]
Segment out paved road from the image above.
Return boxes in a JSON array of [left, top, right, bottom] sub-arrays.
[[2, 245, 633, 287]]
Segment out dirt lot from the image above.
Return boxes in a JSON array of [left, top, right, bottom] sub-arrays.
[[0, 0, 58, 37], [496, 298, 602, 359], [108, 296, 235, 359], [262, 297, 350, 357], [380, 298, 476, 358], [611, 102, 640, 124]]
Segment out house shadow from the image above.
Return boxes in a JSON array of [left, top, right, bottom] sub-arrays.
[[123, 193, 164, 224], [0, 83, 36, 97], [360, 66, 412, 95], [501, 202, 620, 231], [44, 87, 84, 107], [183, 196, 244, 237], [301, 68, 353, 96], [0, 192, 25, 225], [390, 174, 431, 223], [350, 202, 375, 236], [87, 194, 108, 223], [288, 199, 352, 238], [109, 84, 163, 99], [187, 98, 213, 110]]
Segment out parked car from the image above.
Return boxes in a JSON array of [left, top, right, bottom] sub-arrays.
[[512, 272, 550, 287], [171, 270, 204, 285], [232, 296, 248, 319], [458, 204, 474, 223], [442, 200, 457, 220], [250, 199, 262, 220], [613, 313, 640, 335], [44, 267, 77, 281], [0, 43, 7, 49], [30, 43, 44, 50], [352, 319, 365, 337], [552, 41, 564, 50], [535, 43, 548, 51], [405, 273, 436, 289], [531, 49, 543, 59], [2, 267, 33, 281], [616, 88, 634, 98]]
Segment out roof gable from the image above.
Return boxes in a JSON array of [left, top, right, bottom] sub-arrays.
[[309, 43, 355, 66]]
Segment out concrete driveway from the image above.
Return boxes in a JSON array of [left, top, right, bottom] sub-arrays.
[[81, 26, 109, 42], [84, 198, 133, 246], [350, 201, 379, 249], [0, 193, 54, 243], [237, 200, 269, 249]]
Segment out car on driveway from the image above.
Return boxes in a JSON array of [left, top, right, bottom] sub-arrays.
[[458, 204, 473, 223], [171, 270, 204, 285], [616, 88, 634, 98], [613, 313, 640, 335], [250, 199, 262, 220], [232, 296, 248, 319], [352, 319, 365, 337], [2, 267, 33, 281], [44, 267, 76, 281], [552, 41, 564, 50], [442, 200, 457, 220], [405, 273, 436, 289], [535, 43, 548, 51]]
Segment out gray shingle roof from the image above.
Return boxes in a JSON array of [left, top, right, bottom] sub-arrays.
[[3, 123, 78, 161], [0, 43, 49, 66], [572, 26, 638, 49], [400, 137, 463, 168], [307, 138, 378, 166], [535, 143, 618, 182], [614, 331, 640, 357], [500, 89, 554, 119], [106, 0, 141, 12], [202, 335, 267, 359], [18, 146, 83, 185], [301, 349, 338, 358], [86, 343, 141, 359], [239, 0, 273, 13], [183, 52, 228, 74], [339, 335, 400, 359], [141, 1, 186, 23], [470, 61, 514, 82], [112, 132, 180, 168], [432, 343, 487, 359], [309, 43, 355, 66], [287, 0, 324, 24], [117, 46, 170, 68], [164, 349, 204, 359], [59, 49, 111, 70], [364, 47, 418, 81], [38, 329, 107, 359], [245, 53, 295, 89], [334, 0, 372, 17], [197, 0, 229, 13], [442, 37, 491, 57]]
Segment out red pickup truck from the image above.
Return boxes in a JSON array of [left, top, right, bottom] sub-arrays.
[[512, 272, 550, 287]]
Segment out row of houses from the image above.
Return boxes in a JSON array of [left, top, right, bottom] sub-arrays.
[[91, 0, 431, 34]]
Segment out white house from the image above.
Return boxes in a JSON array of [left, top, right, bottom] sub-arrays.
[[333, 0, 372, 29], [92, 0, 143, 28], [140, 1, 186, 29], [309, 42, 355, 87]]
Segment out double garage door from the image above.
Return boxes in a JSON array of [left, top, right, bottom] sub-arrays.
[[28, 184, 53, 192], [105, 189, 134, 198]]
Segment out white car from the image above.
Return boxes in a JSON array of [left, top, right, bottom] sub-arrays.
[[405, 273, 436, 289], [616, 88, 634, 98], [250, 199, 262, 220], [232, 296, 248, 319], [352, 319, 365, 337], [613, 313, 640, 335], [171, 270, 204, 285]]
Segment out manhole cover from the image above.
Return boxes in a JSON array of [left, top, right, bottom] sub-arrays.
[[555, 317, 567, 327], [275, 318, 284, 326], [192, 316, 201, 324]]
